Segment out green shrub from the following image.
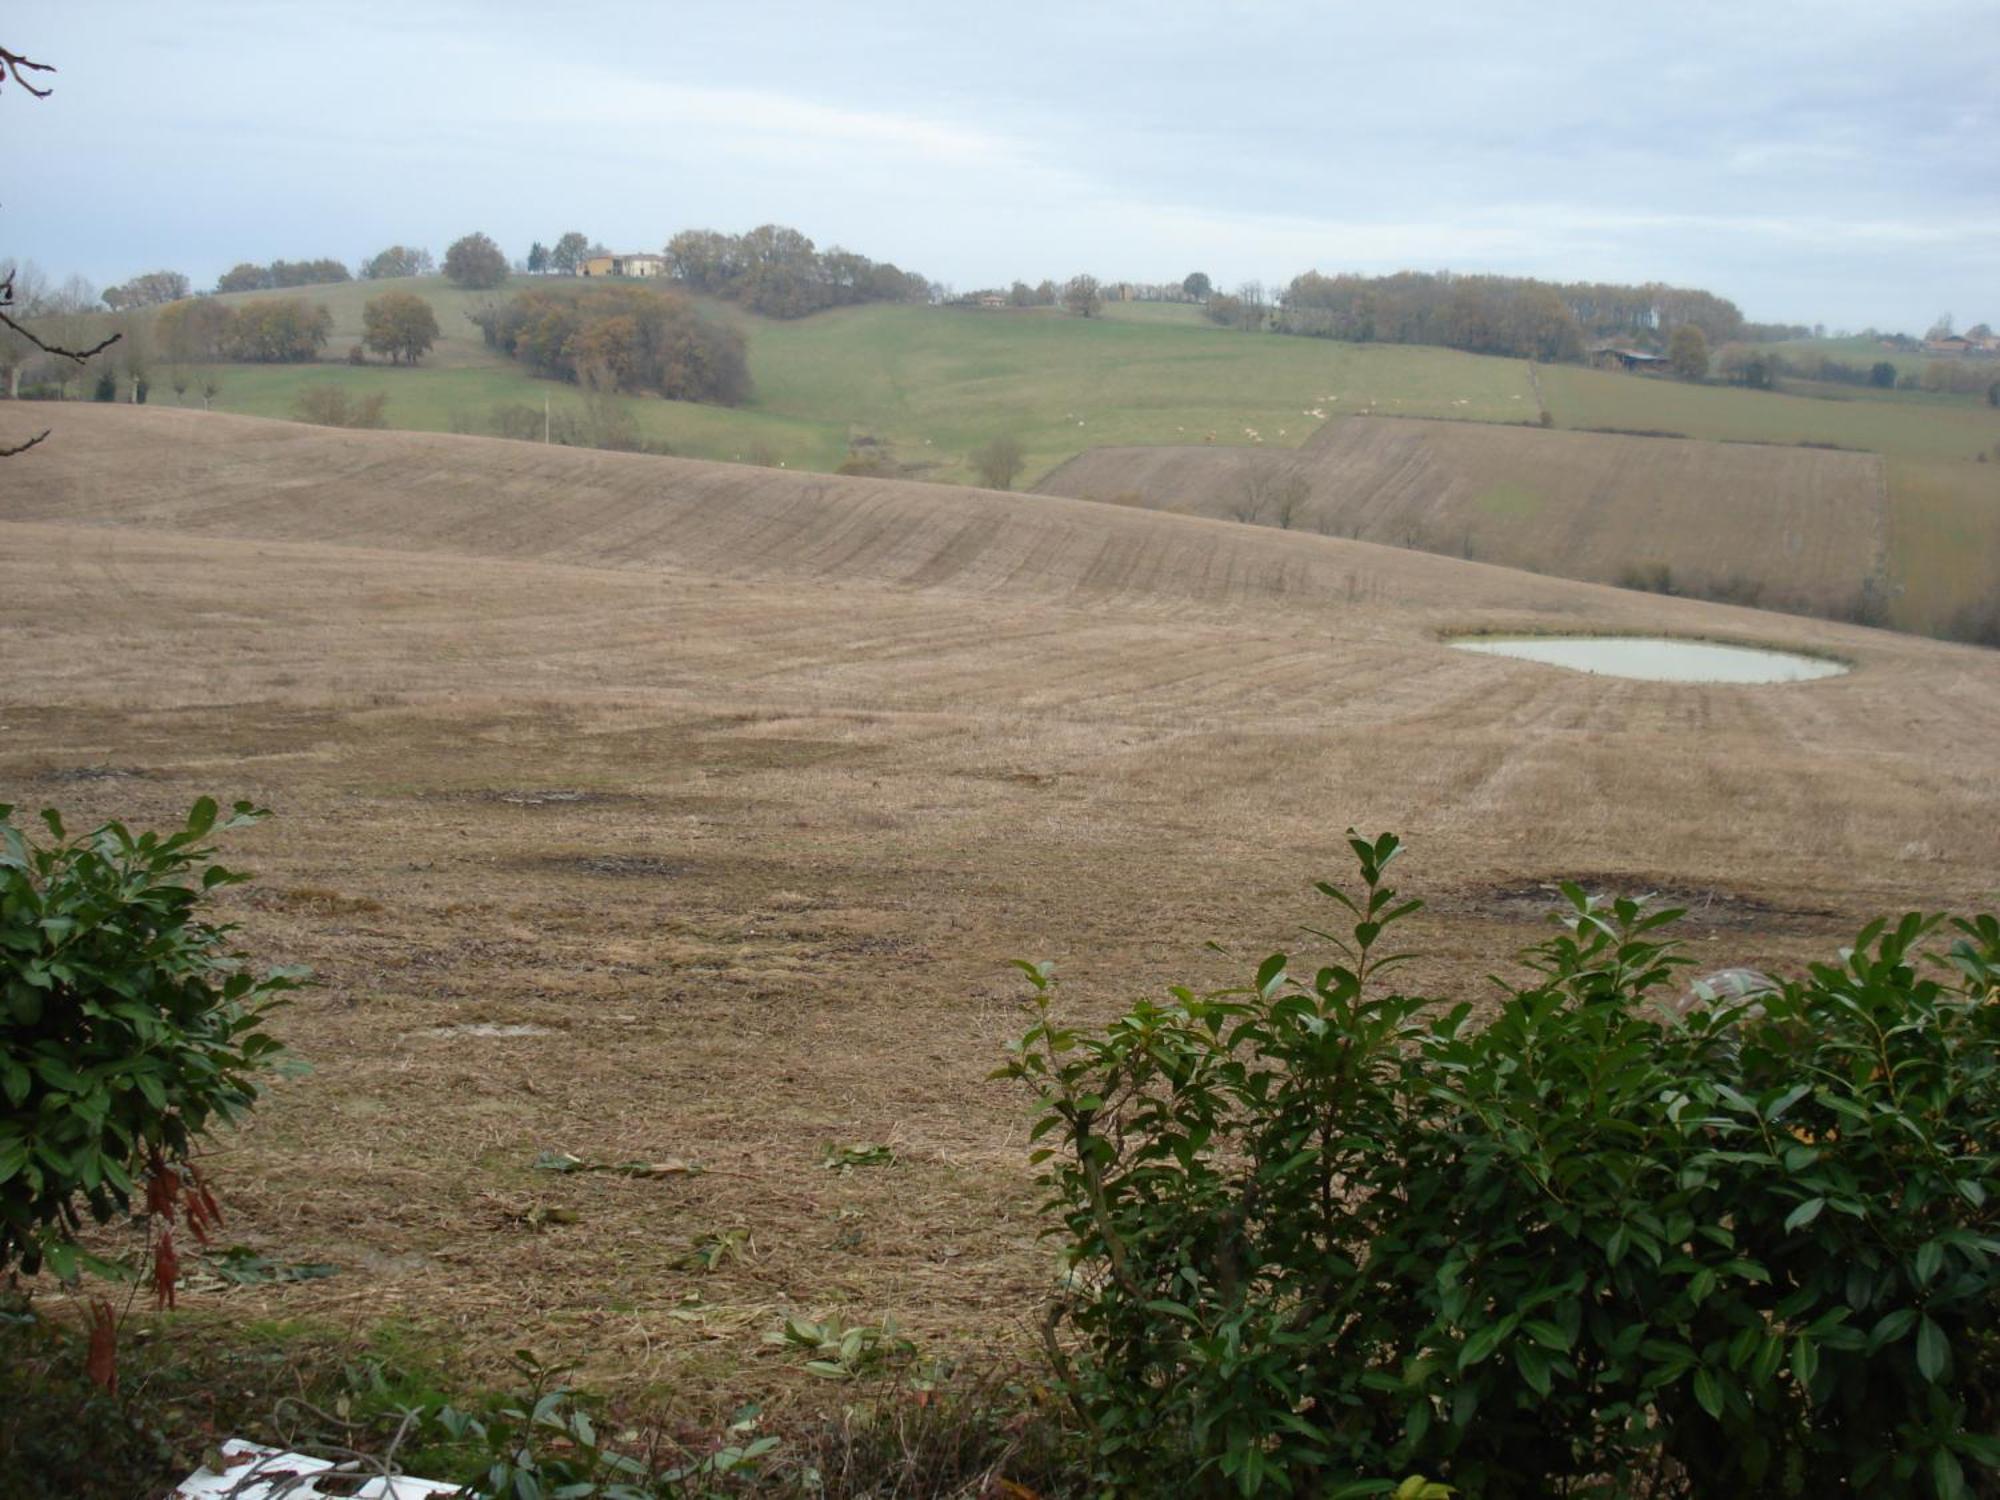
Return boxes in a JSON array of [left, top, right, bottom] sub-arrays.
[[293, 384, 389, 429], [1, 798, 301, 1282], [1001, 834, 2000, 1497]]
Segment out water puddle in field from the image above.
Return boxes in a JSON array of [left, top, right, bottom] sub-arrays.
[[1451, 636, 1848, 684]]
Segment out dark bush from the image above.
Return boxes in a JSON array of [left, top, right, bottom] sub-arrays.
[[1617, 560, 1676, 595], [1003, 835, 2000, 1496], [292, 385, 388, 429]]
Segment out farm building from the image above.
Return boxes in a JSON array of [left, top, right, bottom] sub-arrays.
[[581, 253, 667, 278], [1591, 346, 1671, 372]]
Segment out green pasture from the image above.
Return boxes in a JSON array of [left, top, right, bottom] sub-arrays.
[[742, 303, 1538, 482], [1540, 362, 2000, 461], [162, 284, 1541, 483], [1095, 299, 1209, 326]]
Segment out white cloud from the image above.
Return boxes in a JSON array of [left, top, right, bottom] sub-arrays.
[[515, 64, 1032, 175]]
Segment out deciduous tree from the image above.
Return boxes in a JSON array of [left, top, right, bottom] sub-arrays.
[[155, 296, 233, 363], [1182, 270, 1211, 300], [225, 298, 332, 362], [475, 284, 751, 405], [216, 262, 270, 294], [268, 258, 349, 288], [101, 270, 189, 310], [1668, 323, 1709, 381], [362, 244, 434, 280], [443, 232, 509, 290], [550, 231, 591, 276], [361, 290, 440, 365], [1063, 274, 1102, 318]]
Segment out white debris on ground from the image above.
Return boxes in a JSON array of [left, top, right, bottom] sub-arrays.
[[174, 1440, 459, 1499]]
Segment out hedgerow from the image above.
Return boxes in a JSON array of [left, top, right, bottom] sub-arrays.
[[1001, 834, 1999, 1497]]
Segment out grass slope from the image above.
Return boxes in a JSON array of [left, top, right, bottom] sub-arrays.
[[1541, 360, 2000, 459], [144, 278, 1539, 479], [4, 406, 1996, 1413], [1038, 418, 1887, 621]]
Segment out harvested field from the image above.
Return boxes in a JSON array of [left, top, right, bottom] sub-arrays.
[[1037, 417, 1888, 618], [4, 407, 1998, 1420]]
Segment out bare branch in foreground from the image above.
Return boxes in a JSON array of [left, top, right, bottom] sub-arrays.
[[0, 45, 55, 97], [0, 428, 53, 458]]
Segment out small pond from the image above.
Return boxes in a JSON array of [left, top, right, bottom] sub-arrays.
[[1450, 635, 1848, 684]]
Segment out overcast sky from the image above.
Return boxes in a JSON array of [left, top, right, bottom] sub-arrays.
[[6, 1, 1995, 331]]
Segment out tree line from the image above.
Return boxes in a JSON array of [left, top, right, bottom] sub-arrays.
[[660, 225, 929, 317], [156, 296, 332, 363], [1243, 270, 1748, 362], [473, 284, 751, 404], [214, 257, 353, 293]]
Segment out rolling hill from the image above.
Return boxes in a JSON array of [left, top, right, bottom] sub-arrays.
[[5, 405, 1996, 1398], [101, 278, 1998, 646]]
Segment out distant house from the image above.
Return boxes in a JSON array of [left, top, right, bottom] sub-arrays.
[[1925, 335, 1974, 356], [581, 253, 667, 279], [975, 293, 1007, 309], [1591, 346, 1671, 372]]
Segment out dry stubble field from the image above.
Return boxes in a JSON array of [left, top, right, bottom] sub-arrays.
[[1038, 417, 1889, 619], [3, 406, 1998, 1418]]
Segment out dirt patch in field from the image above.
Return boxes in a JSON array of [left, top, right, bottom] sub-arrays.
[[528, 854, 706, 879], [249, 887, 386, 917], [35, 764, 158, 784], [1447, 877, 1842, 933]]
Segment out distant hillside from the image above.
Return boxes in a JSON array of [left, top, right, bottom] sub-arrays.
[[1038, 417, 1888, 623], [120, 287, 1543, 479]]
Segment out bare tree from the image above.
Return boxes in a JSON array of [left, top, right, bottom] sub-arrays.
[[1231, 461, 1311, 528], [1230, 466, 1273, 523], [971, 433, 1026, 490], [1269, 469, 1310, 530], [1, 45, 122, 456], [1062, 274, 1103, 319]]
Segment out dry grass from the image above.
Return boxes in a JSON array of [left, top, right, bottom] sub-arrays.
[[1037, 417, 1888, 619], [4, 407, 1998, 1423]]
